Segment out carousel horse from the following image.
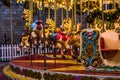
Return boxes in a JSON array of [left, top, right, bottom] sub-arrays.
[[17, 27, 31, 54], [31, 20, 43, 47], [55, 19, 81, 59], [44, 19, 55, 47], [69, 23, 81, 52], [55, 27, 76, 59], [66, 23, 81, 61], [42, 19, 55, 53], [17, 20, 43, 54]]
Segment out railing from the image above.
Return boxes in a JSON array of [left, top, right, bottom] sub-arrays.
[[0, 44, 53, 61]]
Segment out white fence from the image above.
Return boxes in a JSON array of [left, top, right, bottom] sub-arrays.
[[0, 44, 53, 61]]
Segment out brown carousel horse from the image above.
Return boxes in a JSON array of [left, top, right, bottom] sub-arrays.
[[17, 20, 43, 54], [55, 19, 81, 59], [55, 27, 77, 59]]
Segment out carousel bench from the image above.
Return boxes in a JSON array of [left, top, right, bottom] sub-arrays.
[[100, 37, 119, 59]]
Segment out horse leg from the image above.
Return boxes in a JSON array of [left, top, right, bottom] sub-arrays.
[[17, 42, 24, 53], [56, 42, 66, 59], [65, 42, 77, 59], [60, 48, 66, 59]]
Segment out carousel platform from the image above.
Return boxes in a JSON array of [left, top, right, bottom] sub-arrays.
[[3, 54, 120, 80]]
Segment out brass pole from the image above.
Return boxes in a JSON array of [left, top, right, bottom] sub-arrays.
[[87, 0, 90, 28], [29, 0, 33, 66], [66, 0, 69, 18], [54, 0, 57, 30], [42, 0, 46, 70], [61, 8, 63, 23], [80, 0, 82, 29], [10, 0, 13, 60], [74, 0, 77, 30], [113, 0, 115, 9], [72, 4, 74, 30], [29, 0, 33, 24], [119, 0, 120, 8], [48, 2, 50, 19], [101, 0, 105, 32]]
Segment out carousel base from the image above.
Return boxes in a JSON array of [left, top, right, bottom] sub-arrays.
[[3, 54, 120, 80]]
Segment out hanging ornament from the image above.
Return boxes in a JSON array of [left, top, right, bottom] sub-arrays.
[[16, 0, 26, 3]]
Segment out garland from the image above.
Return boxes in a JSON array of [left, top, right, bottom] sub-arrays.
[[86, 9, 120, 30], [43, 72, 74, 80], [10, 65, 42, 80], [86, 9, 102, 24], [9, 65, 120, 80]]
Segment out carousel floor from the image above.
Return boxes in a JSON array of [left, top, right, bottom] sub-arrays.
[[9, 54, 120, 77]]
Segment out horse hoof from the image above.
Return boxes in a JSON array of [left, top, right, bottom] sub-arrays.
[[61, 55, 66, 59], [72, 55, 77, 59]]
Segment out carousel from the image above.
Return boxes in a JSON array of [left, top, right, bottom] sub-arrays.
[[3, 0, 120, 80]]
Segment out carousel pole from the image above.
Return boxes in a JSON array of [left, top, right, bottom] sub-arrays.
[[87, 0, 90, 28], [42, 0, 46, 70], [54, 0, 57, 30], [37, 1, 40, 19], [29, 0, 33, 24], [80, 0, 82, 29], [119, 0, 120, 8], [10, 0, 13, 60], [74, 0, 77, 30], [113, 0, 115, 9], [61, 8, 64, 24], [54, 0, 57, 65], [66, 0, 69, 19], [29, 0, 33, 66], [48, 2, 50, 19], [101, 0, 105, 32], [71, 1, 74, 31], [71, 0, 74, 30]]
